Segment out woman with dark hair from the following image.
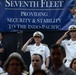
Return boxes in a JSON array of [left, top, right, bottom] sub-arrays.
[[70, 58, 76, 71], [32, 69, 47, 75]]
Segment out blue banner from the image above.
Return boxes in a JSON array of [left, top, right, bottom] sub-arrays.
[[0, 0, 76, 32]]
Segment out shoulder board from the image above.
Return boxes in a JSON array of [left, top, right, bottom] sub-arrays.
[[23, 70, 29, 75], [29, 44, 34, 46], [0, 72, 5, 74], [42, 43, 48, 46], [30, 43, 34, 45]]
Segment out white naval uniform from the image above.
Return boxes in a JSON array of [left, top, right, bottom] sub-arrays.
[[0, 67, 4, 74], [25, 43, 50, 75], [61, 39, 76, 67]]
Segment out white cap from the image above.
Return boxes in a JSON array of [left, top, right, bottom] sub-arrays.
[[68, 25, 76, 31], [33, 31, 44, 40]]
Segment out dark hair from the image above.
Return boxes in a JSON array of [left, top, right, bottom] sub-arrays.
[[32, 69, 47, 75], [50, 44, 66, 57], [70, 58, 76, 69], [32, 53, 43, 62]]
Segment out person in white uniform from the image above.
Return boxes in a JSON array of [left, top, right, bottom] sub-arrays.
[[21, 31, 50, 75], [0, 67, 4, 74], [56, 25, 76, 67]]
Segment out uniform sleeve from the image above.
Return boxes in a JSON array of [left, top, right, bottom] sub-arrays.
[[61, 39, 68, 48], [25, 45, 32, 52], [45, 46, 50, 58]]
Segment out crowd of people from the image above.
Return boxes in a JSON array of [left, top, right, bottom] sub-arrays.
[[0, 24, 76, 75]]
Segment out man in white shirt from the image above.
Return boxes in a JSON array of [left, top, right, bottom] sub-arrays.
[[21, 31, 50, 75], [56, 25, 76, 67], [31, 54, 43, 72]]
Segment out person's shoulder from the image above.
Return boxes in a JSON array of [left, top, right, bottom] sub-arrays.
[[42, 43, 48, 47], [0, 67, 4, 74], [63, 39, 69, 41], [23, 70, 29, 75], [28, 44, 34, 46], [22, 73, 28, 75], [1, 72, 8, 75], [62, 39, 69, 43], [46, 69, 52, 75], [65, 67, 76, 75], [46, 69, 50, 73]]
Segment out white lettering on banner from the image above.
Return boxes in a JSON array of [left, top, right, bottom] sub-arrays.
[[8, 24, 27, 29], [41, 0, 64, 7], [5, 0, 39, 7], [7, 18, 61, 23], [5, 0, 64, 8], [28, 25, 61, 29], [5, 0, 63, 30], [7, 18, 31, 23], [36, 18, 61, 23], [21, 12, 48, 17], [8, 24, 61, 30]]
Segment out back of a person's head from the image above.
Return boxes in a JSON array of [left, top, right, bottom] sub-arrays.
[[32, 69, 47, 75]]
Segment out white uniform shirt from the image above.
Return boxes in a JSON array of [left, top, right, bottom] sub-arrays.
[[25, 43, 50, 63], [61, 39, 76, 67], [0, 67, 4, 74]]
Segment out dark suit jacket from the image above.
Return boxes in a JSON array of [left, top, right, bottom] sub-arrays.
[[0, 41, 6, 67]]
